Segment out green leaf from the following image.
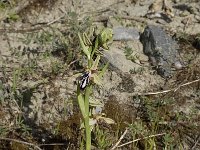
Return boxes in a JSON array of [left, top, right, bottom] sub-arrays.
[[77, 84, 86, 118], [78, 33, 91, 60], [88, 46, 93, 56], [100, 28, 113, 44], [91, 37, 99, 58], [83, 32, 92, 46], [98, 62, 109, 78], [8, 13, 20, 22], [92, 74, 102, 86], [91, 55, 100, 70], [99, 28, 113, 50]]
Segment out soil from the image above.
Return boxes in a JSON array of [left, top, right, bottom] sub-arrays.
[[0, 0, 200, 149]]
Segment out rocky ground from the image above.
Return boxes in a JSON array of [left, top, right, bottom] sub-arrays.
[[0, 0, 200, 149]]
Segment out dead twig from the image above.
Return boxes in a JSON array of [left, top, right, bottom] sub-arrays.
[[47, 15, 65, 26], [140, 79, 200, 96], [39, 143, 66, 146], [0, 26, 45, 33], [110, 128, 128, 150], [173, 79, 200, 91], [67, 59, 79, 68], [0, 137, 42, 150], [191, 135, 200, 150], [0, 18, 64, 33], [141, 89, 171, 95], [0, 10, 66, 33], [117, 133, 166, 148]]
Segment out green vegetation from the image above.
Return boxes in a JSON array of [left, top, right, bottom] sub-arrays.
[[77, 28, 113, 149], [0, 1, 199, 150]]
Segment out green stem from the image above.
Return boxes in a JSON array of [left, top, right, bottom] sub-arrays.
[[84, 85, 91, 150], [88, 59, 92, 69]]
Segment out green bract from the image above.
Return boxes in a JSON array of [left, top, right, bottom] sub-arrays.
[[99, 28, 113, 50]]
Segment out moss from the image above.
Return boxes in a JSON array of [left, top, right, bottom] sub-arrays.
[[10, 142, 28, 150], [57, 113, 81, 143]]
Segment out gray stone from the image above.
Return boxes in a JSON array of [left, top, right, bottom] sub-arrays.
[[140, 25, 182, 78], [113, 27, 140, 41], [102, 41, 143, 73]]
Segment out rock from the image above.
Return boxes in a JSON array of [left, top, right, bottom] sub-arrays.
[[140, 25, 182, 78], [179, 10, 190, 17], [194, 15, 200, 22], [102, 41, 143, 73], [113, 27, 140, 41], [188, 3, 200, 15], [193, 37, 200, 50]]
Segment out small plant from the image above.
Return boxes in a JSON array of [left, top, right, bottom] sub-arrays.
[[93, 125, 113, 149], [124, 46, 140, 64], [77, 27, 113, 149], [7, 13, 20, 22], [16, 117, 32, 137], [163, 133, 175, 149]]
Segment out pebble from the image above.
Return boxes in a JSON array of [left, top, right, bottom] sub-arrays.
[[174, 61, 183, 70], [194, 15, 200, 22], [179, 10, 190, 17], [113, 27, 140, 41]]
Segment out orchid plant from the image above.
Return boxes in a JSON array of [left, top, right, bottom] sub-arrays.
[[77, 27, 114, 149]]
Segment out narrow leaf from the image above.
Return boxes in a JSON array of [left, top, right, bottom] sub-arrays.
[[78, 33, 90, 60], [91, 55, 100, 71], [91, 37, 99, 58], [98, 62, 109, 78], [83, 32, 92, 46], [92, 74, 102, 86], [77, 84, 86, 118]]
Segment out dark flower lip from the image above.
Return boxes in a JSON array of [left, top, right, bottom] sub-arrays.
[[80, 72, 91, 90]]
